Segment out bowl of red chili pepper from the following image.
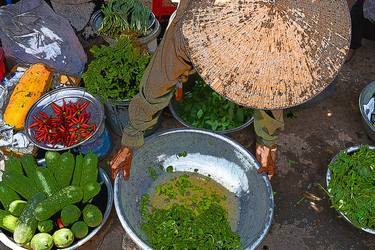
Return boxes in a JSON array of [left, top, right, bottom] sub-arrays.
[[25, 87, 105, 151]]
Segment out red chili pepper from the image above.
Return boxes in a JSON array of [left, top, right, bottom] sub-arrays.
[[57, 218, 64, 228]]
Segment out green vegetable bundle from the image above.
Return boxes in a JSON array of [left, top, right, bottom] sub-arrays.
[[328, 146, 375, 230], [82, 37, 151, 101], [100, 0, 151, 38], [176, 75, 253, 131]]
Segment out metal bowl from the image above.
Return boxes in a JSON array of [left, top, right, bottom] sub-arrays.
[[25, 87, 105, 151], [114, 128, 274, 250], [326, 145, 375, 234], [359, 81, 375, 142], [169, 97, 254, 134], [0, 167, 114, 249]]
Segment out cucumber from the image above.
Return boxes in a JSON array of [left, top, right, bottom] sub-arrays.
[[82, 182, 101, 203], [8, 200, 27, 217], [2, 171, 38, 200], [0, 209, 18, 233], [13, 192, 46, 244], [45, 151, 60, 174], [4, 157, 23, 175], [20, 154, 43, 192], [80, 152, 98, 186], [0, 182, 21, 210], [34, 186, 83, 221], [54, 152, 75, 188], [71, 154, 83, 186], [35, 167, 59, 196]]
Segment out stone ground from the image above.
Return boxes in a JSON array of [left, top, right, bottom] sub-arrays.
[[1, 26, 375, 250]]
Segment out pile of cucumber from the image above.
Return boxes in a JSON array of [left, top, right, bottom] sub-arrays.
[[0, 151, 104, 250]]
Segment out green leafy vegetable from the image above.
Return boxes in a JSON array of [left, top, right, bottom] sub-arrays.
[[82, 37, 151, 101], [176, 75, 253, 131], [140, 175, 242, 249], [100, 0, 151, 38], [328, 146, 375, 229]]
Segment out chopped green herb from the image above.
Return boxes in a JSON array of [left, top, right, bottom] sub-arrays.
[[140, 175, 242, 249], [166, 166, 173, 173], [177, 151, 188, 158]]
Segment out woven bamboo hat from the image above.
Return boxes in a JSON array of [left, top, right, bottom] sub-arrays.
[[181, 0, 351, 109]]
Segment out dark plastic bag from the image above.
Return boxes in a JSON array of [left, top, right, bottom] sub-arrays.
[[0, 0, 87, 75]]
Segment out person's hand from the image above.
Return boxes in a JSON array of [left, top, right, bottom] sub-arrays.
[[255, 143, 277, 180], [109, 147, 133, 180]]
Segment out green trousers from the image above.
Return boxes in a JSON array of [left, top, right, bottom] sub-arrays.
[[121, 0, 284, 148]]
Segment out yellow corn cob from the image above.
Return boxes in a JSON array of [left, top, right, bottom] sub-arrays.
[[4, 64, 53, 130]]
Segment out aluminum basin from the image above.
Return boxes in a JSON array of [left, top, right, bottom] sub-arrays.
[[115, 128, 274, 250]]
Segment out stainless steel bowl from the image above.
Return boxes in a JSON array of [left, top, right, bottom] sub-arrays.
[[0, 167, 114, 250], [24, 87, 105, 151], [326, 145, 375, 234], [114, 128, 274, 250]]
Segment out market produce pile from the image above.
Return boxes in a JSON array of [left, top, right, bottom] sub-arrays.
[[30, 100, 96, 147], [140, 173, 243, 249], [176, 75, 253, 131], [0, 151, 104, 250], [82, 36, 151, 101], [328, 146, 375, 230], [100, 0, 151, 37]]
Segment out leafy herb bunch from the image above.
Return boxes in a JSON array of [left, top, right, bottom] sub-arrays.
[[82, 37, 151, 101], [176, 74, 253, 131], [100, 0, 151, 38], [328, 146, 375, 229]]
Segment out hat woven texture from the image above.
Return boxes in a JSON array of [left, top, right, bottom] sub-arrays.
[[181, 0, 351, 109]]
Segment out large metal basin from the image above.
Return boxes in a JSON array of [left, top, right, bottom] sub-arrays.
[[0, 168, 114, 250], [115, 128, 274, 250], [326, 145, 375, 234]]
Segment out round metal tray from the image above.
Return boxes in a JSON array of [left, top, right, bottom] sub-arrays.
[[326, 145, 375, 234], [114, 128, 274, 250], [25, 87, 105, 151], [0, 167, 114, 250]]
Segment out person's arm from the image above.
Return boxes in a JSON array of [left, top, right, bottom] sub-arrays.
[[110, 0, 192, 180]]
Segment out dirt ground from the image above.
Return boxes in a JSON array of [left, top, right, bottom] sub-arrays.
[[1, 23, 375, 250]]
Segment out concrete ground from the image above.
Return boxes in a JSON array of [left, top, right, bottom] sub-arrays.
[[76, 39, 375, 250], [1, 29, 374, 250]]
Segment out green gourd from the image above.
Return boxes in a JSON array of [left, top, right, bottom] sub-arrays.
[[0, 209, 18, 233], [4, 157, 23, 175], [0, 182, 21, 210], [80, 152, 98, 186], [2, 171, 38, 200], [13, 192, 47, 244], [71, 154, 83, 186], [54, 152, 75, 188], [35, 167, 59, 196], [8, 200, 27, 217], [34, 186, 83, 221]]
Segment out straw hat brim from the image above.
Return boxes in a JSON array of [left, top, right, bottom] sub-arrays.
[[181, 0, 351, 109]]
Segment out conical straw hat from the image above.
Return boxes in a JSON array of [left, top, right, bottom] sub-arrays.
[[181, 0, 351, 109]]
